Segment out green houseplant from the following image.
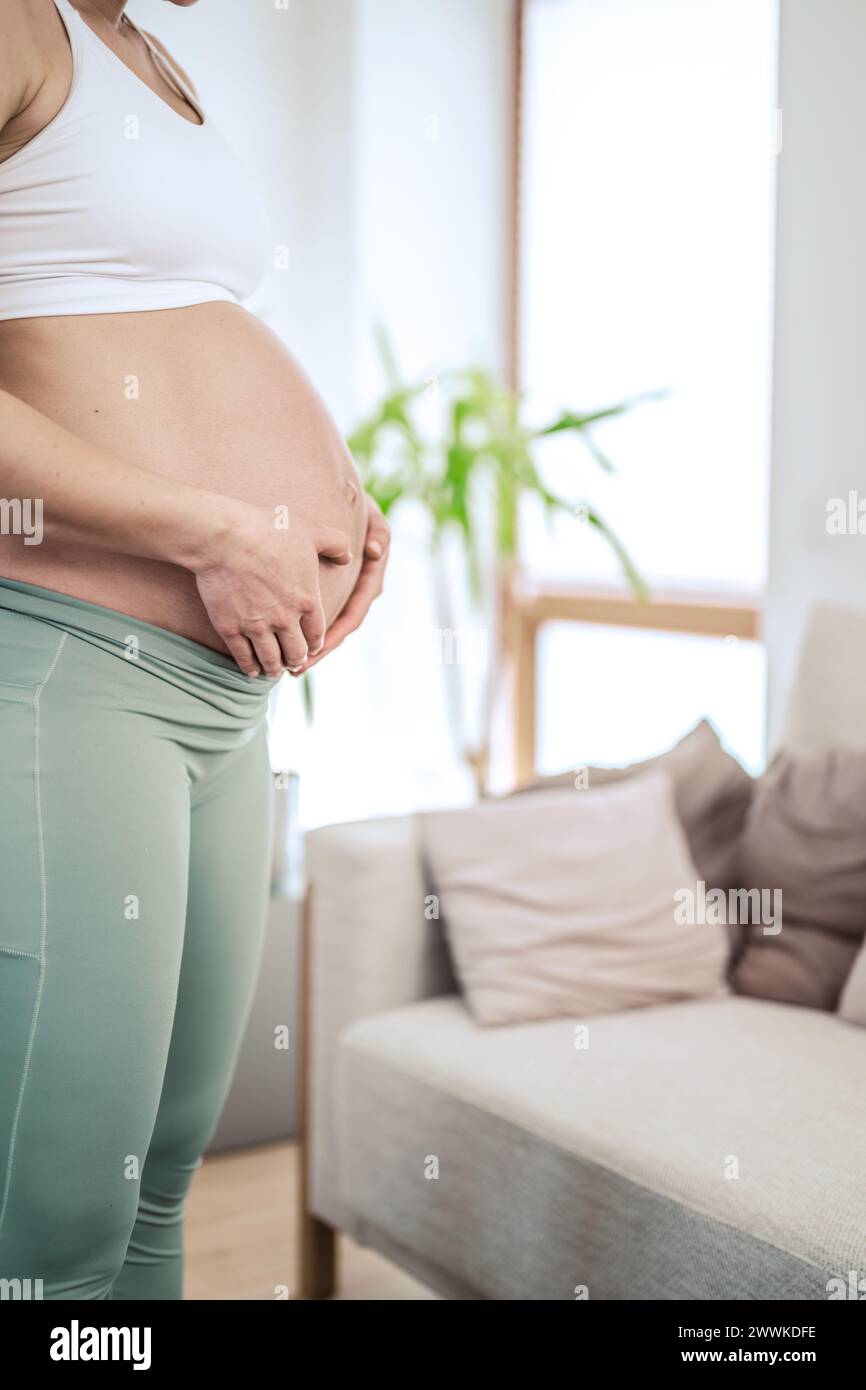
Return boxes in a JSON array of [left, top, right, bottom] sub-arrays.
[[346, 328, 655, 792]]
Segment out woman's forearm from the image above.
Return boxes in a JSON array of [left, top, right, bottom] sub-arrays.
[[0, 386, 355, 678], [0, 386, 235, 572]]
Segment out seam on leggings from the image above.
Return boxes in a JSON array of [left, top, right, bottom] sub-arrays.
[[0, 631, 68, 1238]]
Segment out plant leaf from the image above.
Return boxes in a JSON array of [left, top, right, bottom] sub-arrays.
[[301, 671, 314, 723], [585, 508, 649, 600]]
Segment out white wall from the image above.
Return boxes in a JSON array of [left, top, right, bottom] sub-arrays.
[[353, 0, 513, 388], [766, 0, 866, 744]]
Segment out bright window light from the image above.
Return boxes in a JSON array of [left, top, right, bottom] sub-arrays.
[[536, 622, 767, 775], [520, 0, 778, 592]]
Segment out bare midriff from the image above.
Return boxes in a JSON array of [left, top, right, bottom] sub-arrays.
[[0, 301, 366, 651]]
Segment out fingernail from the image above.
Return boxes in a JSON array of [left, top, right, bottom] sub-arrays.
[[368, 540, 383, 558]]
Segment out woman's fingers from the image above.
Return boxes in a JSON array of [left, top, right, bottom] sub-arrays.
[[224, 633, 261, 678], [337, 552, 386, 631], [299, 595, 327, 657], [314, 523, 353, 565], [289, 512, 384, 674], [275, 620, 308, 672], [228, 622, 309, 679], [364, 499, 391, 560], [291, 552, 386, 674], [248, 629, 286, 679], [200, 510, 371, 677]]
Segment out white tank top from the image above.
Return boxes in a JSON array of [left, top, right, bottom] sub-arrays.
[[0, 0, 271, 320]]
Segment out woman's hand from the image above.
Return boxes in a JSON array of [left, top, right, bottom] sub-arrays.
[[193, 501, 353, 678], [291, 494, 391, 675]]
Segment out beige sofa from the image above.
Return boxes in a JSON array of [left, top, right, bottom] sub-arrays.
[[298, 604, 866, 1300]]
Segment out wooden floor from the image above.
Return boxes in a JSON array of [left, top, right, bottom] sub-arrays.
[[185, 1139, 438, 1301]]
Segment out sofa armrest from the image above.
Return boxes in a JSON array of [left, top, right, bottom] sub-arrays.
[[304, 813, 456, 1226]]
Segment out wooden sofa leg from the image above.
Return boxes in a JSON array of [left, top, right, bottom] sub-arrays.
[[295, 887, 338, 1299], [298, 1204, 337, 1300]]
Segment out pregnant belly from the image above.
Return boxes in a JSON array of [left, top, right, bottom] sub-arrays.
[[0, 303, 366, 651]]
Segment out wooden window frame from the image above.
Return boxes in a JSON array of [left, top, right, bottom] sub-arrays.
[[508, 582, 762, 783]]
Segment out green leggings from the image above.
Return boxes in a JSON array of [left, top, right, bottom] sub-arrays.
[[0, 578, 277, 1300]]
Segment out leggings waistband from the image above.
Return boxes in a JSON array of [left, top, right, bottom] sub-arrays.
[[0, 576, 279, 706]]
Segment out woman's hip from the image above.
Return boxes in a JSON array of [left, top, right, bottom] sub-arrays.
[[0, 574, 279, 735], [0, 578, 277, 957]]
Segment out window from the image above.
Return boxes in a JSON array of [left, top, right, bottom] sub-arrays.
[[517, 0, 778, 771], [537, 623, 766, 776]]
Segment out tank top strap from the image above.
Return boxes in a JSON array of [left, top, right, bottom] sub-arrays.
[[122, 15, 205, 123], [50, 1, 113, 85], [48, 0, 88, 91], [49, 3, 204, 127]]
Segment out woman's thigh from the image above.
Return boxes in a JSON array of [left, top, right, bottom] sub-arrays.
[[136, 722, 273, 1170], [109, 723, 273, 1301], [0, 613, 192, 1299]]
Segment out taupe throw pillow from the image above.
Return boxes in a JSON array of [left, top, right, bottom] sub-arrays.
[[730, 750, 866, 1010], [517, 719, 752, 891], [420, 772, 729, 1027], [838, 942, 866, 1026]]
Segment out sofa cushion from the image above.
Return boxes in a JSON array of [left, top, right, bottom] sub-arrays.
[[731, 749, 866, 1009], [333, 995, 866, 1300], [419, 772, 728, 1027], [517, 719, 752, 890]]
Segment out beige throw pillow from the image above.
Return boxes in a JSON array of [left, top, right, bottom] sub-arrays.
[[419, 772, 730, 1027], [517, 719, 753, 892]]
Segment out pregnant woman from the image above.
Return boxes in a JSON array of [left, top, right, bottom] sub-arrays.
[[0, 0, 389, 1299]]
